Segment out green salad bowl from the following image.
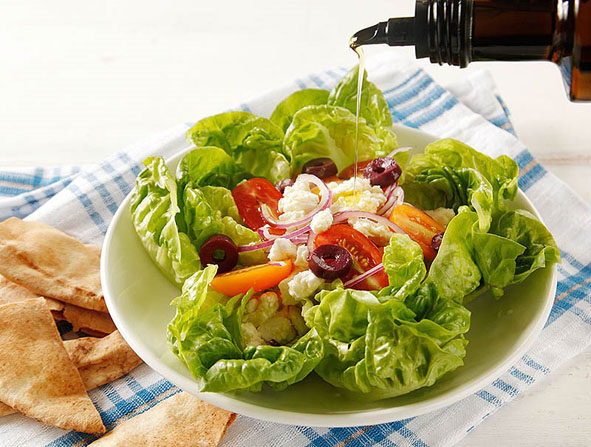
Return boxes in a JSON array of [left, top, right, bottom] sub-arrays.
[[101, 124, 557, 427]]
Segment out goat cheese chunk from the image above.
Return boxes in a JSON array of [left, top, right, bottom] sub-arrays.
[[268, 238, 297, 262], [278, 178, 319, 222], [351, 218, 394, 246], [310, 208, 333, 234], [287, 270, 324, 300], [328, 177, 386, 214]]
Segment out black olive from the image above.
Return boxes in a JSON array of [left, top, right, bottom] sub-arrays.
[[308, 244, 353, 280], [363, 157, 402, 188], [199, 234, 239, 273], [276, 178, 294, 194], [302, 158, 338, 179], [431, 233, 444, 251]]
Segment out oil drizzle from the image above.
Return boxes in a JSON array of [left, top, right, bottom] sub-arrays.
[[352, 45, 365, 194]]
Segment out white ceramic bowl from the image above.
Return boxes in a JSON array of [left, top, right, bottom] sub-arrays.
[[101, 124, 557, 427]]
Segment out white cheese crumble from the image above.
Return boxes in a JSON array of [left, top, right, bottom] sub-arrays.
[[425, 207, 456, 227], [294, 245, 310, 269], [328, 177, 386, 214], [350, 218, 393, 246], [287, 270, 324, 300], [241, 322, 265, 347], [310, 208, 333, 234], [268, 238, 297, 262], [278, 178, 319, 222]]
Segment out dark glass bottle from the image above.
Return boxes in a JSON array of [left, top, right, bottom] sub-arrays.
[[351, 0, 591, 101]]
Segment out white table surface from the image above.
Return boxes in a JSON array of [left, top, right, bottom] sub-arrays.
[[1, 1, 590, 445]]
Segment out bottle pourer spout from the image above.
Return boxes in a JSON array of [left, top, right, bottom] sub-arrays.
[[350, 18, 416, 49]]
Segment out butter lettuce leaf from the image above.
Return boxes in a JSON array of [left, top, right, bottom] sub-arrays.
[[284, 105, 397, 174], [167, 270, 323, 393], [130, 156, 201, 286], [382, 234, 427, 300], [186, 111, 291, 184], [176, 147, 246, 191], [271, 89, 330, 132]]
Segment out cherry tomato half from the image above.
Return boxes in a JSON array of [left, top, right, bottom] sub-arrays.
[[314, 224, 388, 290], [210, 260, 293, 296], [232, 178, 283, 230], [389, 204, 445, 262]]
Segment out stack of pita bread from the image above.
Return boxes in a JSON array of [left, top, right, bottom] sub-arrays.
[[0, 218, 235, 446]]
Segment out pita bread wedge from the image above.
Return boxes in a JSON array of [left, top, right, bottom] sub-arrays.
[[64, 331, 143, 390], [0, 331, 141, 419], [0, 218, 106, 312], [88, 392, 235, 447], [0, 275, 115, 335], [0, 299, 105, 433]]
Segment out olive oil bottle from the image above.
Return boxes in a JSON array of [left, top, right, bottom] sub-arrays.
[[351, 0, 591, 101]]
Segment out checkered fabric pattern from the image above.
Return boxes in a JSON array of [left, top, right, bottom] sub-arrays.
[[1, 53, 589, 447]]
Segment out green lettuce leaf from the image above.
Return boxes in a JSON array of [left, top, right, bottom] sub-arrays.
[[328, 65, 393, 128], [176, 147, 246, 191], [492, 210, 561, 284], [130, 156, 201, 286], [186, 111, 291, 184], [382, 234, 427, 300], [167, 270, 323, 393], [270, 89, 330, 132], [182, 184, 266, 265], [284, 105, 397, 174], [404, 139, 518, 232], [309, 287, 468, 399]]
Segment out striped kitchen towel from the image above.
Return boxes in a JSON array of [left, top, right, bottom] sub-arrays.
[[1, 52, 590, 447]]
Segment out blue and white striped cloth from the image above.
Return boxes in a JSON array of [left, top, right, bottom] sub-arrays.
[[1, 53, 590, 447]]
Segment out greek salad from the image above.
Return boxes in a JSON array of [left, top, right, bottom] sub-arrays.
[[130, 67, 560, 399]]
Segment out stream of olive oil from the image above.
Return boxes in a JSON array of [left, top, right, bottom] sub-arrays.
[[352, 46, 365, 194]]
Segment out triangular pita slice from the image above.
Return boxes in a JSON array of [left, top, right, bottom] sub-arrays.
[[0, 299, 105, 433], [0, 330, 142, 419], [0, 218, 106, 312], [64, 331, 143, 390], [0, 275, 115, 335], [88, 392, 235, 447]]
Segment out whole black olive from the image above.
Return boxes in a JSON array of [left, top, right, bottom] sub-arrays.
[[431, 233, 444, 251], [308, 244, 353, 280], [276, 178, 294, 194], [363, 157, 402, 188], [199, 234, 239, 273], [302, 158, 338, 179]]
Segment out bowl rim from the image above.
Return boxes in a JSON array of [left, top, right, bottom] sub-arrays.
[[101, 124, 557, 427]]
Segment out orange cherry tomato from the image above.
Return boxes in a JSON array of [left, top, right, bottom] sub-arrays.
[[232, 178, 283, 230], [314, 224, 388, 290], [389, 204, 445, 262], [210, 260, 293, 296]]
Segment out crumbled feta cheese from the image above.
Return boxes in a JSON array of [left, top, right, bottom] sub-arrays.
[[425, 207, 456, 227], [244, 291, 279, 327], [310, 208, 333, 234], [294, 245, 310, 269], [278, 178, 319, 222], [287, 270, 324, 300], [351, 218, 393, 246], [268, 238, 297, 262], [241, 322, 265, 347], [257, 316, 296, 345], [328, 177, 386, 214]]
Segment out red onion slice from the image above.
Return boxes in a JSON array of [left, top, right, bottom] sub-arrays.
[[260, 224, 311, 241], [261, 174, 332, 229], [377, 186, 404, 216], [241, 225, 312, 252], [332, 211, 406, 235], [237, 239, 276, 253], [344, 263, 385, 288]]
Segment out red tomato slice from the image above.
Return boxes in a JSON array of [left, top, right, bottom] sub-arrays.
[[232, 178, 283, 230], [389, 204, 445, 262], [314, 224, 389, 290]]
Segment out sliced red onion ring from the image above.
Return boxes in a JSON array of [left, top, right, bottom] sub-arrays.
[[332, 211, 406, 235], [261, 174, 332, 229], [241, 225, 312, 252], [344, 263, 385, 288], [307, 230, 316, 253], [377, 185, 404, 216]]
